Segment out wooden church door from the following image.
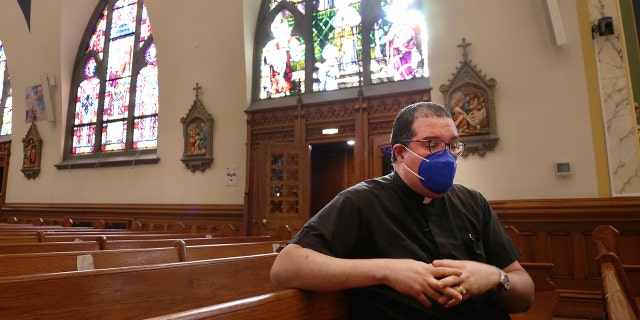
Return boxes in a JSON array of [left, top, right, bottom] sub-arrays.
[[255, 142, 310, 237]]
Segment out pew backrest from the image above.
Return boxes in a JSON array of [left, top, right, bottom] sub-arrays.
[[41, 233, 211, 242], [0, 235, 40, 243], [0, 241, 187, 277], [0, 241, 101, 254]]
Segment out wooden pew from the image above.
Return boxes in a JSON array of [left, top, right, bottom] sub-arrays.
[[0, 235, 281, 254], [0, 253, 278, 319], [102, 236, 280, 249], [0, 241, 187, 277], [146, 289, 349, 320], [0, 230, 189, 243], [504, 225, 559, 320], [150, 226, 561, 320], [0, 240, 285, 277], [593, 225, 640, 320]]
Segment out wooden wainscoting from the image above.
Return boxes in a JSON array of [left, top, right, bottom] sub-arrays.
[[491, 197, 640, 319], [0, 203, 245, 235]]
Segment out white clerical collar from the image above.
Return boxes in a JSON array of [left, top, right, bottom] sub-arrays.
[[423, 197, 432, 204]]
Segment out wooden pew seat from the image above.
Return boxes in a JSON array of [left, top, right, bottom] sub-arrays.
[[146, 289, 349, 320]]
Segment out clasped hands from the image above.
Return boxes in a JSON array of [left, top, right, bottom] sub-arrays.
[[385, 258, 499, 309]]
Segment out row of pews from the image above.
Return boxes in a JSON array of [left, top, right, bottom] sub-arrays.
[[0, 221, 287, 319], [2, 220, 636, 319], [150, 225, 638, 320]]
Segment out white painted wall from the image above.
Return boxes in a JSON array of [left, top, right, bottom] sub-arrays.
[[0, 0, 607, 203]]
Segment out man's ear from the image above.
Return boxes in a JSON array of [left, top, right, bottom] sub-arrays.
[[392, 144, 406, 161]]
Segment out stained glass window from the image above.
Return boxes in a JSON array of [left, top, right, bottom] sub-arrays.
[[64, 0, 158, 166], [253, 0, 427, 102], [0, 40, 12, 136]]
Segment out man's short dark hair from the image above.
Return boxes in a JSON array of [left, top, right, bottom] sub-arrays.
[[390, 102, 452, 162]]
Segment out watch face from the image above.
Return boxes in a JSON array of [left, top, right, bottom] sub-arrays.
[[500, 270, 510, 291]]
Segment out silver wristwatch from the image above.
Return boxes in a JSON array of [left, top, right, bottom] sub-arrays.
[[497, 268, 510, 292]]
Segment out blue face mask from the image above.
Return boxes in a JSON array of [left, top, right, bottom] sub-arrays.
[[402, 146, 457, 194]]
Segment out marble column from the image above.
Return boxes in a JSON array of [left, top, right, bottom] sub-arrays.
[[589, 0, 640, 196]]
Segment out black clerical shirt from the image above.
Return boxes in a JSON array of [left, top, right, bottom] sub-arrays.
[[290, 172, 520, 319]]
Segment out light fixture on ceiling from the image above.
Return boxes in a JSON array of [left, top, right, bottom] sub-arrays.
[[322, 128, 339, 135]]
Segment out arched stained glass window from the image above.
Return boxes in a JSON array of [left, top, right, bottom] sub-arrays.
[[252, 0, 428, 104], [60, 0, 158, 168], [0, 40, 12, 137]]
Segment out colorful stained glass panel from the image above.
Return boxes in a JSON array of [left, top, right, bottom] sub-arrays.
[[139, 6, 152, 46], [259, 10, 305, 99], [1, 96, 12, 136], [0, 40, 11, 136], [72, 125, 96, 154], [135, 44, 158, 116], [104, 78, 130, 121], [75, 77, 100, 125], [370, 0, 427, 84], [102, 121, 127, 151], [87, 8, 108, 58], [111, 3, 137, 39], [312, 0, 362, 92], [114, 0, 137, 9], [107, 36, 134, 80], [133, 116, 158, 149]]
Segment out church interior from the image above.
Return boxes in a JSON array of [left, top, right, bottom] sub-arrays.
[[0, 0, 638, 318]]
